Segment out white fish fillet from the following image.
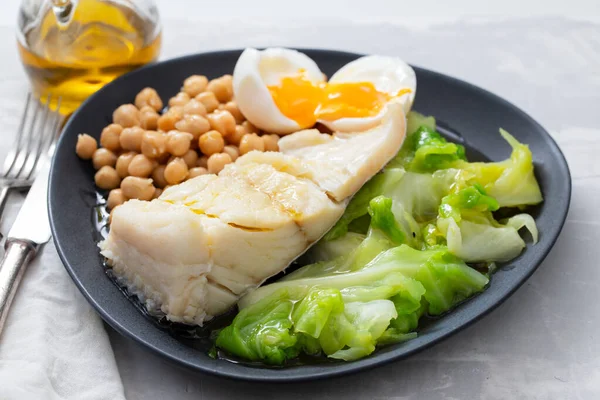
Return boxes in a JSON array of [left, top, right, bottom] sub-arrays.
[[99, 102, 407, 325]]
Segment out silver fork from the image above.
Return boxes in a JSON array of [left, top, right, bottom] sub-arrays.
[[0, 93, 62, 224]]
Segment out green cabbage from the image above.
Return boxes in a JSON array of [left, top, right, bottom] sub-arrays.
[[214, 289, 300, 364], [324, 168, 404, 241], [456, 129, 543, 207], [397, 126, 467, 172], [438, 184, 499, 221], [432, 181, 537, 262], [436, 213, 539, 262], [217, 245, 488, 364], [368, 196, 406, 245], [406, 110, 436, 134], [215, 112, 543, 364]]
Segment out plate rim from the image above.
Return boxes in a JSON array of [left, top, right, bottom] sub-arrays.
[[48, 48, 572, 382]]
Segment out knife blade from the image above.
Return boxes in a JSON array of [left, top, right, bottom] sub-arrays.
[[0, 161, 51, 333], [7, 163, 51, 244]]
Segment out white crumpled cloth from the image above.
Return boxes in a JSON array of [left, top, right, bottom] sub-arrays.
[[0, 196, 125, 400]]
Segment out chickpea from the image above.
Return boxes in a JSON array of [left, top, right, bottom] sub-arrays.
[[207, 110, 236, 137], [262, 134, 280, 152], [152, 164, 168, 188], [135, 88, 163, 112], [157, 113, 176, 132], [227, 125, 246, 146], [183, 99, 207, 116], [188, 167, 208, 179], [128, 154, 155, 178], [183, 75, 208, 97], [164, 158, 189, 185], [241, 121, 258, 133], [75, 134, 97, 160], [139, 105, 155, 113], [195, 92, 219, 113], [198, 130, 225, 156], [120, 177, 155, 201], [92, 148, 117, 170], [182, 149, 199, 168], [119, 126, 144, 152], [175, 114, 211, 139], [107, 188, 127, 210], [95, 166, 121, 190], [100, 124, 123, 152], [115, 152, 136, 178], [222, 74, 233, 87], [153, 187, 163, 199], [157, 108, 183, 132], [207, 153, 232, 174], [165, 130, 194, 156], [239, 133, 265, 155], [222, 145, 239, 162], [141, 131, 167, 159], [220, 101, 245, 123], [139, 106, 159, 130], [207, 75, 233, 103], [197, 155, 208, 168], [113, 104, 140, 128], [169, 105, 184, 118], [168, 92, 190, 108]]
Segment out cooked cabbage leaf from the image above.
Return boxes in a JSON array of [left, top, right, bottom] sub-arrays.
[[214, 289, 300, 364], [433, 182, 537, 262], [368, 196, 405, 245], [407, 110, 436, 134], [436, 213, 539, 262], [217, 245, 488, 364], [326, 116, 541, 247], [459, 129, 543, 207], [439, 183, 500, 222], [405, 126, 467, 172], [324, 168, 405, 241], [215, 112, 543, 365]]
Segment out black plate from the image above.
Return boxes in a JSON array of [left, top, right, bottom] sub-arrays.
[[48, 49, 571, 382]]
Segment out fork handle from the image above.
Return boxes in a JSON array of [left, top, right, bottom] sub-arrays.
[[0, 239, 36, 335]]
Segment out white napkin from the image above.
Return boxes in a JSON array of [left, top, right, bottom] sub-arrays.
[[0, 196, 125, 400]]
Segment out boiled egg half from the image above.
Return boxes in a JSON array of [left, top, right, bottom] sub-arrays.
[[233, 48, 416, 134]]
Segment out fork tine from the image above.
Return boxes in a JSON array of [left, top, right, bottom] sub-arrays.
[[8, 98, 41, 180], [47, 96, 63, 157], [30, 96, 63, 179], [19, 97, 47, 178], [2, 93, 32, 177], [27, 94, 54, 180], [24, 94, 52, 180]]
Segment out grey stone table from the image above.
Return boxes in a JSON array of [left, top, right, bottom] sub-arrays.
[[0, 6, 599, 399]]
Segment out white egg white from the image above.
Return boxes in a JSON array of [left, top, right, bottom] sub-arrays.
[[232, 48, 325, 134], [318, 55, 417, 132]]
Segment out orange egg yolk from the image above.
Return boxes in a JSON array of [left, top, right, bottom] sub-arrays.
[[268, 73, 410, 129]]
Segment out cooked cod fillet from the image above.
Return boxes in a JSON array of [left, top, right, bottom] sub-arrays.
[[99, 103, 407, 325]]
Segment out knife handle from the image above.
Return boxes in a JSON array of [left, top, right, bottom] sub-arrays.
[[0, 239, 37, 335], [0, 187, 9, 231]]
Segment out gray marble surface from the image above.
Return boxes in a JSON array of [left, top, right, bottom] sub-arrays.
[[0, 6, 599, 400]]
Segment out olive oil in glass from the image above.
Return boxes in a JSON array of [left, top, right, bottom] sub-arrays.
[[17, 0, 162, 114]]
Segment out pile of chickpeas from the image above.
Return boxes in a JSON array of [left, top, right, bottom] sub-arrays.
[[75, 74, 280, 213]]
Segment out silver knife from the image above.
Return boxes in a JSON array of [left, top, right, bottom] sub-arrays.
[[0, 162, 51, 333]]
